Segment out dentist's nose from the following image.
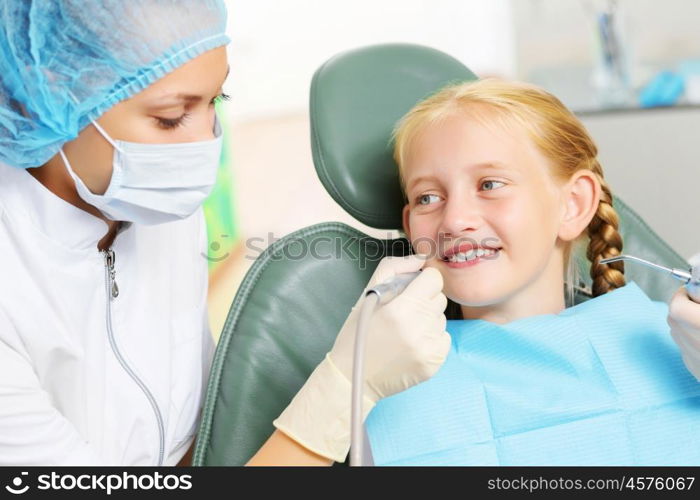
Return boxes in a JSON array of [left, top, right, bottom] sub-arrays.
[[185, 109, 219, 142], [439, 196, 484, 237]]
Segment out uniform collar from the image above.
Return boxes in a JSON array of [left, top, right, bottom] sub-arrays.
[[0, 161, 132, 252]]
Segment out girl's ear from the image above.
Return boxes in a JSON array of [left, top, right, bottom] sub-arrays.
[[558, 170, 601, 242], [402, 203, 411, 240]]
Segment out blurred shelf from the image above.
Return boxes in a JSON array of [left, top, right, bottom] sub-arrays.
[[528, 64, 700, 116]]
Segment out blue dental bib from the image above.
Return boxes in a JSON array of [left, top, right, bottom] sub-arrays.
[[365, 281, 700, 465]]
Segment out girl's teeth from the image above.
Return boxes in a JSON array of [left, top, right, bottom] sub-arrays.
[[448, 248, 497, 262]]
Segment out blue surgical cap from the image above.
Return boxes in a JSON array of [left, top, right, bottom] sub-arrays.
[[0, 0, 230, 169]]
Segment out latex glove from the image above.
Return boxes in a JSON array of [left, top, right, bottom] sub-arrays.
[[273, 254, 450, 462], [668, 283, 700, 382]]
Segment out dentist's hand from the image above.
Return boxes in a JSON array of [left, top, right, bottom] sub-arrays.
[[272, 254, 450, 462], [668, 284, 700, 381], [329, 255, 450, 401]]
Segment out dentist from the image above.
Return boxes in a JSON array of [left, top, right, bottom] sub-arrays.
[[0, 0, 230, 465]]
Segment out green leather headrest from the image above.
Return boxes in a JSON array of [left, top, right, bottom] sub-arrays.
[[310, 43, 477, 229]]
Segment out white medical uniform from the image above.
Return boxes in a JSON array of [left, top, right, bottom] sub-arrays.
[[0, 161, 215, 465]]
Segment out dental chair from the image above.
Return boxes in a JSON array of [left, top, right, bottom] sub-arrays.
[[192, 43, 689, 466]]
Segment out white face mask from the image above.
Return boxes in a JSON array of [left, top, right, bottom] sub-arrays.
[[60, 116, 223, 225]]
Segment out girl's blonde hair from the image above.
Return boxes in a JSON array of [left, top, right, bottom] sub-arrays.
[[392, 78, 625, 314]]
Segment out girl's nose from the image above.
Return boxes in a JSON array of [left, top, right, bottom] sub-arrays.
[[439, 196, 484, 237]]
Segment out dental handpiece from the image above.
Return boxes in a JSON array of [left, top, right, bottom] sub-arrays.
[[350, 269, 423, 466], [599, 254, 700, 303], [365, 270, 423, 304]]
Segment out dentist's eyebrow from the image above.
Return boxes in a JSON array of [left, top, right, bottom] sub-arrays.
[[152, 94, 203, 107], [149, 66, 231, 108]]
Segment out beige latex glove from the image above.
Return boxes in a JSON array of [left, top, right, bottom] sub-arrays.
[[273, 254, 450, 462], [668, 253, 700, 381], [668, 285, 700, 382]]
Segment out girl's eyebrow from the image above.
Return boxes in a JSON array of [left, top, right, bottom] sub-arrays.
[[406, 162, 512, 191], [470, 161, 511, 172], [406, 175, 438, 192]]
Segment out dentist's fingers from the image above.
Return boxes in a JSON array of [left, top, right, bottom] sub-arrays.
[[366, 254, 430, 289], [400, 290, 448, 316], [431, 292, 448, 314], [669, 316, 700, 352], [402, 266, 443, 301], [669, 286, 700, 330], [668, 316, 700, 381]]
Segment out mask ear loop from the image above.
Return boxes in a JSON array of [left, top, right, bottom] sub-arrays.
[[66, 90, 125, 153], [59, 91, 125, 201], [58, 148, 73, 174], [58, 146, 99, 196], [89, 119, 125, 154]]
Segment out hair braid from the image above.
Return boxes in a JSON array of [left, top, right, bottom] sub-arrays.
[[585, 163, 626, 297]]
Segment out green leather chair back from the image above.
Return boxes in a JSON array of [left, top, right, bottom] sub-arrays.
[[193, 44, 688, 466], [311, 43, 475, 229]]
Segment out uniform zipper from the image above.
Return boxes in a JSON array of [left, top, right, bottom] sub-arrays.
[[103, 248, 166, 466]]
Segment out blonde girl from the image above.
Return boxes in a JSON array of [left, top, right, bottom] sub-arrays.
[[250, 78, 700, 466]]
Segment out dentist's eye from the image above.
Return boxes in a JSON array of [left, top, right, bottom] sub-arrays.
[[155, 113, 191, 130], [481, 179, 505, 191], [211, 93, 231, 105], [417, 194, 441, 205]]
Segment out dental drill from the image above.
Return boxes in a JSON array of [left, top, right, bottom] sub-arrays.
[[350, 270, 422, 467], [599, 254, 700, 303]]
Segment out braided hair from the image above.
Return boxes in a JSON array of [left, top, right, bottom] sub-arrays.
[[585, 162, 626, 296]]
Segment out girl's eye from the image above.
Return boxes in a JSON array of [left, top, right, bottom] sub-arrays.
[[481, 179, 505, 191], [417, 194, 441, 206], [211, 92, 231, 105], [155, 113, 190, 130]]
